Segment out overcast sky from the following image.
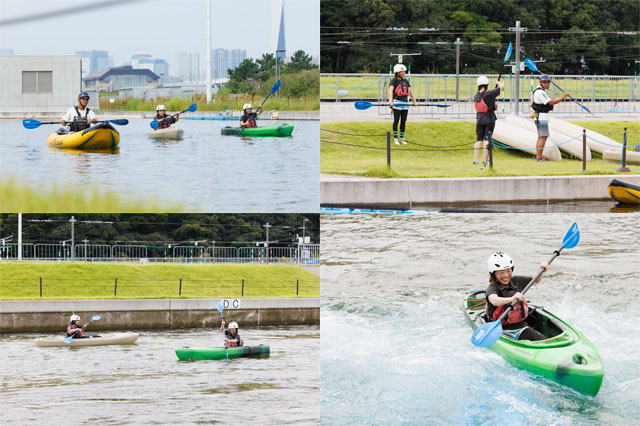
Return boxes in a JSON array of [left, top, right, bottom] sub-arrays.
[[0, 0, 319, 70]]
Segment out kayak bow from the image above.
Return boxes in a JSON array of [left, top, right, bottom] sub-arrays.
[[175, 345, 270, 360], [221, 124, 293, 137]]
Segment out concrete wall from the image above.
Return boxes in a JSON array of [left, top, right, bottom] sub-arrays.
[[321, 174, 640, 206], [0, 56, 88, 114], [0, 298, 319, 332]]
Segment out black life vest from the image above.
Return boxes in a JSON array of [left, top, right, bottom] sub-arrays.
[[69, 107, 90, 132], [393, 79, 410, 98], [531, 87, 554, 113], [485, 285, 529, 327]]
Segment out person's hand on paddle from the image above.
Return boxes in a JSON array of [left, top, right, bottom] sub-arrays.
[[561, 92, 569, 100], [220, 320, 225, 332], [495, 80, 505, 90], [511, 292, 525, 303]]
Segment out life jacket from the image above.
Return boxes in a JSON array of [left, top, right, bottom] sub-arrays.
[[485, 286, 529, 327], [66, 324, 84, 338], [531, 87, 554, 113], [69, 107, 90, 132], [393, 79, 410, 98], [474, 91, 496, 114], [244, 114, 257, 128], [155, 114, 172, 129], [225, 341, 238, 347]]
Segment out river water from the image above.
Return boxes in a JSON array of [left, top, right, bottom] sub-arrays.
[[0, 325, 319, 425], [0, 119, 319, 212], [321, 213, 640, 425]]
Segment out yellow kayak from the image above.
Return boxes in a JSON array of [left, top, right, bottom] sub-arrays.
[[608, 179, 640, 204], [47, 123, 120, 149]]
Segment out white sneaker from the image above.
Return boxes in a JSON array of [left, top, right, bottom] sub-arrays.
[[394, 138, 400, 145], [399, 138, 407, 144]]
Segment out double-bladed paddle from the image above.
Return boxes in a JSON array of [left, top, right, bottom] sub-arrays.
[[150, 103, 197, 129], [217, 301, 229, 361], [64, 314, 102, 344], [354, 101, 450, 110], [524, 58, 593, 115], [23, 119, 129, 129], [471, 222, 580, 348]]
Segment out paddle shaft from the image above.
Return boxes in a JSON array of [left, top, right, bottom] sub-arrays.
[[494, 246, 564, 324]]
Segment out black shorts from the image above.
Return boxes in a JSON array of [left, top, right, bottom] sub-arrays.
[[476, 122, 495, 142]]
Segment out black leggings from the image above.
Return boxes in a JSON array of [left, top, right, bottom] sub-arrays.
[[392, 109, 408, 134]]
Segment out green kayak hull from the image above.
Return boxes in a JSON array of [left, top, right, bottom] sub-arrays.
[[220, 123, 294, 137], [175, 345, 270, 360], [464, 290, 604, 396]]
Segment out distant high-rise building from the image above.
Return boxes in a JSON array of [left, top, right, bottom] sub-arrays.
[[131, 53, 153, 69], [0, 49, 14, 56], [211, 48, 247, 80], [138, 59, 169, 83], [272, 0, 286, 61], [175, 51, 200, 82], [76, 50, 109, 73]]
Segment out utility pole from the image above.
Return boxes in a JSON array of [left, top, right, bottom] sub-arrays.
[[455, 38, 463, 102], [509, 21, 527, 115], [82, 239, 89, 261], [18, 213, 22, 260], [69, 216, 76, 261], [206, 0, 212, 103], [263, 223, 271, 264]]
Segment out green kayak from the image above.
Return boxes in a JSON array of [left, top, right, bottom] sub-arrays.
[[220, 123, 293, 137], [464, 290, 604, 396], [175, 345, 270, 360]]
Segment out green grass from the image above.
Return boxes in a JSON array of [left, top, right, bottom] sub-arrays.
[[0, 262, 319, 300], [0, 179, 184, 213], [320, 74, 640, 101], [321, 121, 640, 178]]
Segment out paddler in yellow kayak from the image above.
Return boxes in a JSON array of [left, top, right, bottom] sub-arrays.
[[153, 104, 180, 129], [60, 92, 96, 132], [485, 252, 549, 341], [240, 103, 263, 128]]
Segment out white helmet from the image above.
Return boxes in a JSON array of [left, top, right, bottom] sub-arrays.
[[228, 321, 238, 329], [488, 252, 514, 273], [70, 314, 81, 322], [156, 104, 166, 111], [243, 103, 252, 110], [477, 76, 489, 86], [393, 64, 407, 73]]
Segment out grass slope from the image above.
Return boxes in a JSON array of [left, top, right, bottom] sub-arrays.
[[321, 121, 640, 178], [0, 263, 319, 300]]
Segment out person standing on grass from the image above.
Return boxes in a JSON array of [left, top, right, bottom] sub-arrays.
[[531, 74, 568, 162], [388, 64, 418, 145], [473, 76, 504, 165]]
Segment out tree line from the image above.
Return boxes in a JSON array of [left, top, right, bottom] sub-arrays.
[[321, 0, 639, 75]]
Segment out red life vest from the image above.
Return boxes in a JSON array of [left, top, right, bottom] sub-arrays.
[[225, 341, 238, 347], [245, 116, 257, 128], [67, 324, 83, 338], [474, 92, 497, 114], [486, 297, 529, 327], [393, 80, 410, 98], [156, 115, 172, 129]]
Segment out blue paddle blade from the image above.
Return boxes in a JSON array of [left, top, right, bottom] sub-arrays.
[[23, 119, 42, 129], [150, 120, 159, 130], [504, 42, 513, 62], [92, 314, 102, 321], [562, 222, 580, 249], [270, 80, 281, 94], [64, 335, 73, 344], [580, 104, 593, 115], [354, 101, 373, 110], [524, 58, 538, 72], [108, 119, 128, 126], [217, 301, 224, 313], [188, 103, 197, 112], [471, 320, 503, 347]]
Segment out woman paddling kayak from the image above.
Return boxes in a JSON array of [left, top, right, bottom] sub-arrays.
[[240, 103, 263, 128], [485, 252, 549, 341], [66, 315, 93, 340], [220, 320, 243, 347], [153, 104, 180, 130], [388, 64, 417, 145]]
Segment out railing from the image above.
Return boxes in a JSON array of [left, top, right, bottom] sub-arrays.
[[321, 73, 640, 116], [0, 244, 320, 265]]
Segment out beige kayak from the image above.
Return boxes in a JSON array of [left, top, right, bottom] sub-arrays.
[[603, 149, 640, 165], [504, 115, 591, 161], [147, 127, 184, 140], [35, 332, 139, 347], [491, 117, 562, 161], [547, 118, 622, 154]]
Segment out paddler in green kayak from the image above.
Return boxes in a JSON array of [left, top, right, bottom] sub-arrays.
[[485, 252, 549, 341], [240, 103, 263, 128], [220, 320, 243, 347]]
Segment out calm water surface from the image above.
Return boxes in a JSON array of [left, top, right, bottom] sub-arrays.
[[0, 119, 319, 212], [321, 213, 639, 425], [1, 325, 319, 425]]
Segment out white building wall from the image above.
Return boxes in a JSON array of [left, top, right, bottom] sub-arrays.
[[0, 56, 83, 115]]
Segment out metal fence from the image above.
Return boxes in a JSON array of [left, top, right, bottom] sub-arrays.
[[321, 73, 640, 117], [0, 243, 320, 265]]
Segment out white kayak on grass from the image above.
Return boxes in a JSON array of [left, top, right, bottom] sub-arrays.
[[547, 117, 623, 154], [603, 149, 640, 165], [491, 117, 562, 161], [147, 127, 184, 140], [504, 114, 591, 161], [35, 332, 140, 347]]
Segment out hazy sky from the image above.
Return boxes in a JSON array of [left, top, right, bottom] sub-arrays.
[[0, 0, 319, 71]]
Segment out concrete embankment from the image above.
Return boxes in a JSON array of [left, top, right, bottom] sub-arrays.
[[0, 298, 319, 332], [2, 111, 319, 120], [321, 174, 640, 206]]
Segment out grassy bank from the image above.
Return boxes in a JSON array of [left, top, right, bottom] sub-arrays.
[[0, 179, 184, 213], [321, 121, 640, 178], [0, 263, 320, 300]]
